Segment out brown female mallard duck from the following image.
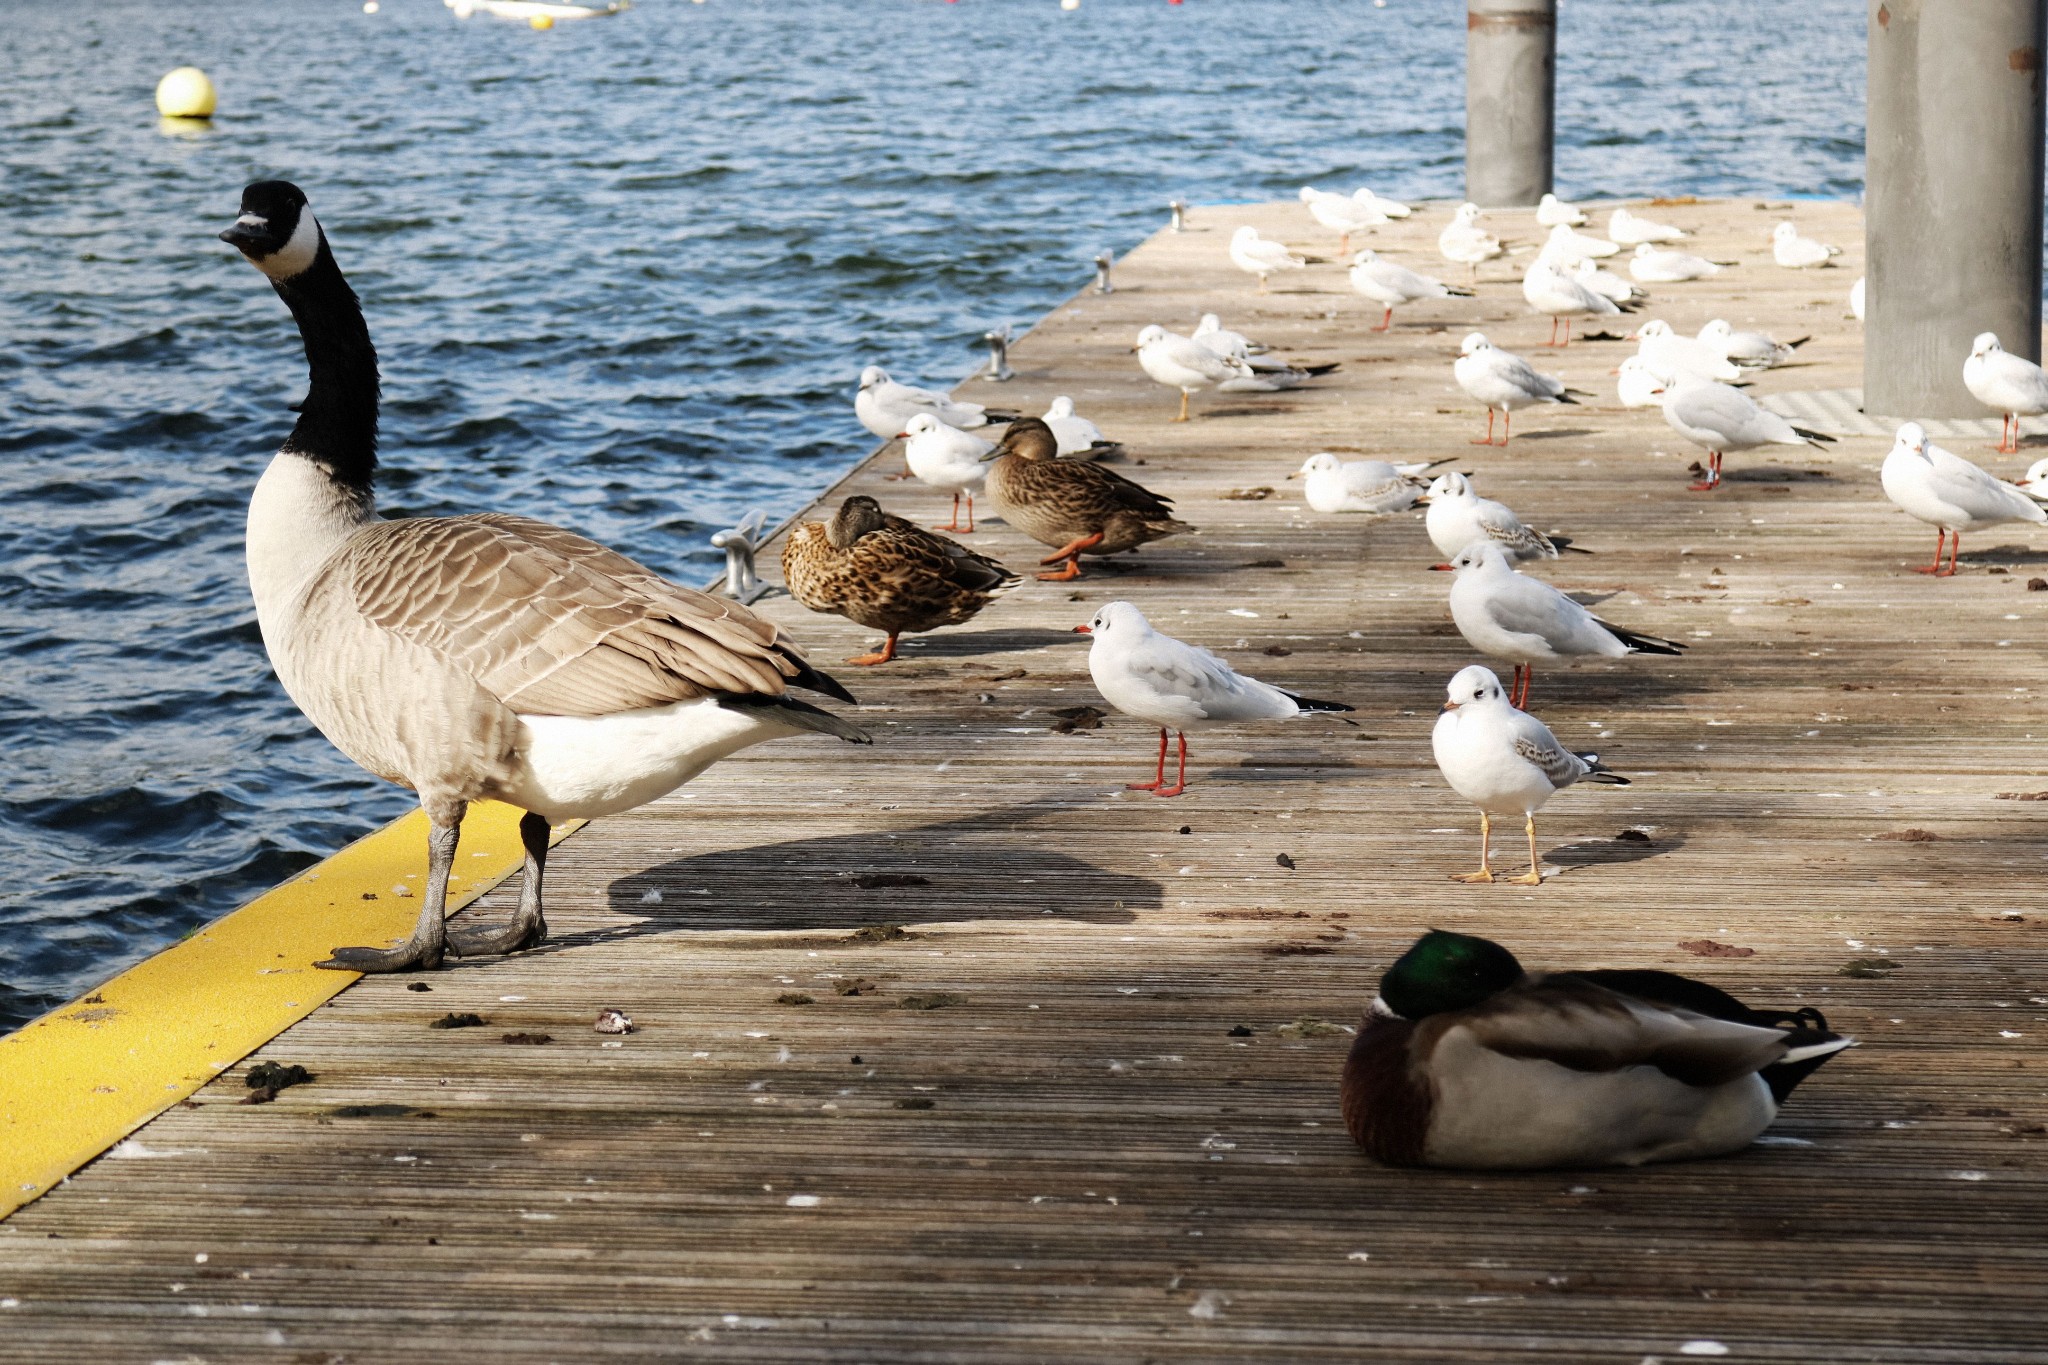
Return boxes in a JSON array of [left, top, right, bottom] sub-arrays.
[[980, 418, 1191, 581], [782, 495, 1021, 665]]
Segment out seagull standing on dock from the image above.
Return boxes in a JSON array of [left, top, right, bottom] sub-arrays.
[[1350, 250, 1472, 332], [1655, 379, 1835, 491], [1076, 600, 1352, 798], [899, 414, 994, 533], [1230, 226, 1314, 294], [856, 366, 1012, 440], [1963, 332, 2048, 454], [1290, 452, 1437, 515], [1133, 324, 1252, 421], [1431, 666, 1629, 885], [1422, 471, 1582, 563], [1880, 422, 2048, 576], [1454, 333, 1581, 446], [1522, 256, 1630, 347], [1438, 203, 1504, 282], [1628, 243, 1723, 283], [1438, 543, 1685, 707], [1299, 186, 1386, 255], [1772, 221, 1841, 269]]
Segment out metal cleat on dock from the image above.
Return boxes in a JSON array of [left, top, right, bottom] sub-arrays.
[[1094, 250, 1115, 294], [1169, 199, 1187, 233], [710, 508, 772, 604], [977, 323, 1015, 382]]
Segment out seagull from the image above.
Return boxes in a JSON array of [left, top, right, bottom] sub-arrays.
[[1655, 378, 1835, 491], [1631, 319, 1745, 384], [1437, 542, 1685, 707], [1290, 452, 1439, 515], [1299, 185, 1386, 254], [899, 413, 993, 532], [1628, 243, 1723, 283], [1535, 222, 1619, 265], [1574, 257, 1646, 306], [1230, 226, 1316, 294], [1076, 600, 1353, 798], [1522, 256, 1629, 347], [1697, 318, 1806, 370], [1191, 312, 1267, 359], [1041, 396, 1124, 460], [1193, 313, 1341, 388], [1454, 332, 1581, 446], [1849, 276, 1866, 321], [1963, 332, 2048, 454], [1342, 929, 1852, 1168], [1431, 666, 1630, 885], [1438, 203, 1504, 281], [1352, 188, 1411, 219], [1606, 206, 1687, 246], [1349, 249, 1472, 331], [856, 366, 1013, 441], [1536, 193, 1587, 228], [1421, 471, 1584, 563], [1133, 324, 1252, 421], [2019, 457, 2048, 497], [1772, 221, 1841, 269], [1615, 354, 1673, 409], [1880, 421, 2048, 576]]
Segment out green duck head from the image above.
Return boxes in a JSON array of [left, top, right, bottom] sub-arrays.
[[1379, 930, 1524, 1020]]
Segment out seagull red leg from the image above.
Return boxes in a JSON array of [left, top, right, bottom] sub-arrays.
[[1913, 529, 1948, 575], [935, 493, 966, 532], [1471, 409, 1495, 446], [1943, 531, 1962, 577], [1373, 306, 1392, 333], [1126, 728, 1168, 791], [1152, 731, 1189, 798]]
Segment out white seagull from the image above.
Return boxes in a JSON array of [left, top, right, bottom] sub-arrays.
[[1522, 255, 1628, 347], [1299, 186, 1386, 254], [1655, 378, 1835, 491], [1291, 452, 1438, 515], [1349, 249, 1472, 332], [1352, 187, 1412, 219], [1422, 471, 1583, 564], [1438, 542, 1685, 707], [1631, 319, 1745, 384], [1615, 354, 1673, 409], [1432, 665, 1630, 886], [1438, 203, 1505, 281], [1574, 257, 1646, 306], [1192, 313, 1341, 389], [1041, 396, 1123, 460], [1697, 318, 1806, 371], [856, 365, 1010, 441], [1963, 332, 2048, 454], [1076, 600, 1353, 798], [1536, 193, 1587, 228], [1849, 276, 1866, 321], [1606, 207, 1687, 246], [1230, 226, 1315, 294], [1628, 243, 1723, 283], [2020, 457, 2048, 497], [1880, 421, 2047, 576], [1772, 221, 1841, 269], [1536, 222, 1620, 265], [1133, 324, 1252, 422], [1454, 332, 1581, 446], [899, 413, 993, 532]]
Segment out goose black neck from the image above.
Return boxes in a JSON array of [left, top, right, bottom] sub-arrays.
[[273, 237, 379, 493]]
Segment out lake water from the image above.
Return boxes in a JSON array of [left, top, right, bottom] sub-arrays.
[[0, 0, 1865, 1030]]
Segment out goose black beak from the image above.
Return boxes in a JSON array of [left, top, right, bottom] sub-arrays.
[[219, 218, 270, 252]]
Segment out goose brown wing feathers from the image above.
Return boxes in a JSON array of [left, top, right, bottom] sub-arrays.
[[340, 513, 819, 715]]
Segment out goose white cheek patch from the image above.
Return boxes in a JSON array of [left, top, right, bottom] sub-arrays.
[[255, 212, 321, 281]]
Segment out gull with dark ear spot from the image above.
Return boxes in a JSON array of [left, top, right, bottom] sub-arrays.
[[1880, 421, 2048, 576], [1342, 929, 1854, 1169], [220, 180, 868, 974]]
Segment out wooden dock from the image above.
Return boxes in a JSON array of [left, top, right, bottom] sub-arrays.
[[5, 198, 2047, 1363]]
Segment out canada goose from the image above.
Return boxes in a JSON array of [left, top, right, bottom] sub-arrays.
[[220, 180, 869, 973]]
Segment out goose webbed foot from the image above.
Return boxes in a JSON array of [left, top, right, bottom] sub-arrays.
[[447, 907, 547, 957], [317, 937, 445, 973]]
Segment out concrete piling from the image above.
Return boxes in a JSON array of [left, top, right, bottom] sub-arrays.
[[1465, 0, 1556, 208]]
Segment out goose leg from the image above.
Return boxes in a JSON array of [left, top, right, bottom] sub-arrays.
[[1126, 727, 1169, 791], [1913, 529, 1948, 575], [448, 812, 552, 957], [1507, 813, 1544, 885], [1152, 731, 1189, 798], [318, 807, 461, 972], [1451, 811, 1495, 883], [847, 633, 900, 666], [1036, 531, 1104, 581]]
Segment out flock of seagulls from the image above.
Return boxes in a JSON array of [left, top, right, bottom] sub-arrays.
[[220, 176, 2040, 1172]]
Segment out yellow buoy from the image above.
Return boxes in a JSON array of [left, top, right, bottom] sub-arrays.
[[154, 67, 216, 120], [530, 12, 555, 28]]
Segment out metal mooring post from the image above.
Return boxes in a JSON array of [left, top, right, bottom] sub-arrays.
[[1465, 0, 1556, 208], [710, 509, 771, 605], [1866, 0, 2047, 417]]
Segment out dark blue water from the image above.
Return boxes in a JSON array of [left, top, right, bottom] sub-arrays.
[[0, 0, 1865, 1031]]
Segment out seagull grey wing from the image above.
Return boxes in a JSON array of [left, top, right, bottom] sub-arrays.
[[1484, 573, 1597, 646], [1496, 352, 1562, 398], [1131, 639, 1291, 723], [344, 515, 802, 715], [1511, 725, 1589, 790]]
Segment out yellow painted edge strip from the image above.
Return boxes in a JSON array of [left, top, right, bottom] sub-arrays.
[[0, 801, 583, 1222]]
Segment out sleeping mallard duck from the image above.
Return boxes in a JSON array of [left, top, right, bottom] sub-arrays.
[[981, 418, 1191, 581], [1342, 930, 1852, 1169], [782, 495, 1020, 665]]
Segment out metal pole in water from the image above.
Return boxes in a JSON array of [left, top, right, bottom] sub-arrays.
[[1866, 0, 2046, 417], [1465, 0, 1555, 208]]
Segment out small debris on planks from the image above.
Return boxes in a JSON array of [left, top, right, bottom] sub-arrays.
[[1678, 939, 1754, 958], [428, 1012, 488, 1030]]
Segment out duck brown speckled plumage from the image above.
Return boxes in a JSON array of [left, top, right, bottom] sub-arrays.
[[980, 417, 1192, 581], [782, 495, 1021, 664]]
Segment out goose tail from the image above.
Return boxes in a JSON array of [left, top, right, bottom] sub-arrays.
[[719, 692, 872, 744]]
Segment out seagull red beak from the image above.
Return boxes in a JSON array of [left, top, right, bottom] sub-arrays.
[[1072, 624, 1092, 634], [1428, 562, 1453, 572], [1441, 700, 1460, 711], [894, 431, 911, 439]]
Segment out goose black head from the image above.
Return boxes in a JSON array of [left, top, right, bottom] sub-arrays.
[[1378, 930, 1523, 1020], [828, 494, 887, 549], [220, 180, 322, 282]]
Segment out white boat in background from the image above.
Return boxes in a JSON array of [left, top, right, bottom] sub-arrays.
[[447, 0, 631, 20]]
